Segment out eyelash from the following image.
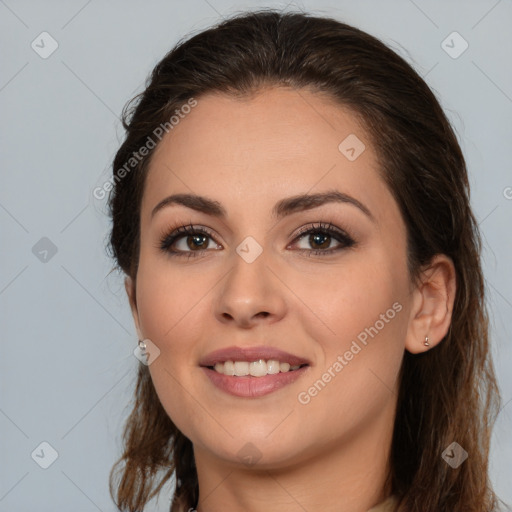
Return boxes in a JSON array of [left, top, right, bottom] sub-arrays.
[[157, 221, 356, 259]]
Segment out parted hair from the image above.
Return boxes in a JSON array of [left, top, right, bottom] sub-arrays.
[[107, 9, 503, 512]]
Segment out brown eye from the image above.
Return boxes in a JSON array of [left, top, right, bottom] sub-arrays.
[[159, 224, 220, 258], [291, 222, 356, 255]]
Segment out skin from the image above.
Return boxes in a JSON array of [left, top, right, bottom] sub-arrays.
[[125, 86, 456, 512]]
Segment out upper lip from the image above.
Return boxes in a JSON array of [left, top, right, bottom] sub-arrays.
[[199, 345, 311, 367]]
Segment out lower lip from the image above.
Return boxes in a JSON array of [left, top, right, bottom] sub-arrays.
[[201, 366, 309, 398]]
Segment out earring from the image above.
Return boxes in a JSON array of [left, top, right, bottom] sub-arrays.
[[138, 339, 146, 350], [424, 335, 430, 347]]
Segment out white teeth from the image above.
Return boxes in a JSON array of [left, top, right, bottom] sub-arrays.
[[234, 361, 249, 376], [224, 360, 235, 376], [211, 359, 305, 377], [267, 360, 280, 374], [249, 359, 267, 377]]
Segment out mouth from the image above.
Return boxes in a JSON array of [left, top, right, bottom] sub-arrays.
[[199, 345, 311, 398]]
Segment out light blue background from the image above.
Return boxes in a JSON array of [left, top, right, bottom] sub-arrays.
[[1, 1, 511, 510]]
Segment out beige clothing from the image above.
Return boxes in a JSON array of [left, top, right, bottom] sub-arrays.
[[367, 495, 398, 512]]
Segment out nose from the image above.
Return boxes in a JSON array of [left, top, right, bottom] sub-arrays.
[[213, 249, 287, 329]]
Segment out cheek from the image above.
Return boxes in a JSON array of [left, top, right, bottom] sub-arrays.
[[133, 257, 216, 428], [293, 309, 405, 446], [292, 251, 407, 412], [294, 250, 406, 351], [135, 254, 210, 348]]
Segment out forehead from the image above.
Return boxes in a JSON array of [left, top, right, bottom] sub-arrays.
[[141, 87, 392, 226]]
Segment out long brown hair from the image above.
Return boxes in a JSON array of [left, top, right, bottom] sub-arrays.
[[107, 9, 504, 512]]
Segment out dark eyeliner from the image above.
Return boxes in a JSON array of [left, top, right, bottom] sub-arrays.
[[158, 223, 215, 256], [158, 221, 356, 258], [291, 221, 356, 255]]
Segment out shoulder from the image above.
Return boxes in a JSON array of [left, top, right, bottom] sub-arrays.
[[367, 495, 399, 512]]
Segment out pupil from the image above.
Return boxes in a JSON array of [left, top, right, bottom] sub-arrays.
[[311, 233, 329, 249], [189, 234, 207, 250]]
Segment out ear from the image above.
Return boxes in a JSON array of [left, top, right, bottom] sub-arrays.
[[125, 276, 144, 340], [404, 254, 456, 354]]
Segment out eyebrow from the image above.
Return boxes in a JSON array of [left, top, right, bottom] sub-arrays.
[[151, 189, 375, 222]]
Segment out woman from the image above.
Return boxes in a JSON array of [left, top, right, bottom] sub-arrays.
[[107, 9, 504, 512]]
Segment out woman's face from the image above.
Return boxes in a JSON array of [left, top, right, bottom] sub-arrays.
[[128, 86, 415, 468]]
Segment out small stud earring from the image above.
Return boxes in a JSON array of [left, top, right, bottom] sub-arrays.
[[424, 335, 430, 347], [138, 339, 146, 350]]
